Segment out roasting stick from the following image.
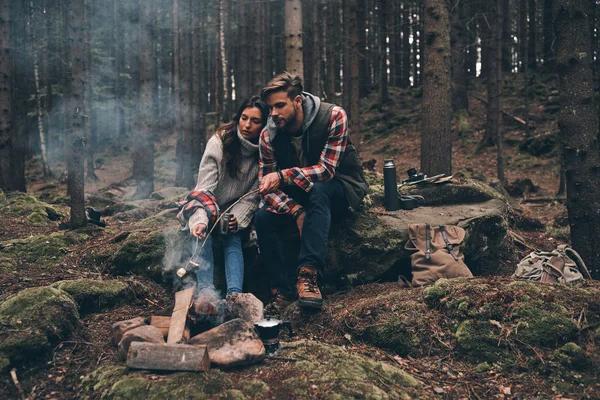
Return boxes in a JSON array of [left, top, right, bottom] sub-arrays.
[[177, 189, 261, 278]]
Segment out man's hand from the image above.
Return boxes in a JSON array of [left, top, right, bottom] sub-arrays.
[[192, 223, 207, 239], [295, 209, 305, 237], [228, 215, 238, 233], [259, 172, 281, 194]]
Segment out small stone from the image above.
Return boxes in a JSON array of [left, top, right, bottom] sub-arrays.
[[189, 318, 265, 368], [111, 317, 148, 345], [118, 325, 164, 361]]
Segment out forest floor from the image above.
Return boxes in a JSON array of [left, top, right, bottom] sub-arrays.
[[0, 73, 584, 399]]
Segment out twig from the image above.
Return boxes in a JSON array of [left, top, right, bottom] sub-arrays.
[[10, 369, 25, 400], [145, 298, 158, 306]]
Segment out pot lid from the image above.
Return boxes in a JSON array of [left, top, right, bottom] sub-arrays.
[[254, 316, 282, 328]]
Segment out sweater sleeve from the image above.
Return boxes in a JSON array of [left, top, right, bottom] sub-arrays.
[[189, 136, 222, 232]]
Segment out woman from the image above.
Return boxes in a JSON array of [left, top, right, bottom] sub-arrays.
[[183, 95, 268, 303]]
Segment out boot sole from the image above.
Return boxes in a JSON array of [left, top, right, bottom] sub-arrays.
[[298, 298, 323, 309]]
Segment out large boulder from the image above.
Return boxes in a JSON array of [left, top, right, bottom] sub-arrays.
[[81, 340, 421, 399], [107, 231, 168, 282], [0, 232, 89, 268], [1, 192, 65, 225], [51, 278, 135, 314], [0, 286, 80, 368]]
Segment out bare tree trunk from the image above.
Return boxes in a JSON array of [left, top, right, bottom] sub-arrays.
[[285, 0, 304, 79], [67, 0, 88, 228], [401, 2, 411, 88], [528, 0, 537, 70], [114, 0, 126, 143], [191, 0, 205, 173], [518, 0, 527, 71], [378, 0, 389, 104], [357, 0, 369, 96], [451, 0, 469, 113], [132, 0, 155, 199], [555, 0, 600, 277], [501, 0, 511, 73], [421, 0, 452, 176], [85, 0, 97, 180], [29, 3, 51, 177], [542, 0, 554, 69], [0, 0, 12, 191], [482, 0, 503, 154], [349, 0, 359, 128]]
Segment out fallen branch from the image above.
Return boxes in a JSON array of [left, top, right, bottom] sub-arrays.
[[521, 196, 566, 204], [470, 95, 527, 126], [10, 369, 25, 400]]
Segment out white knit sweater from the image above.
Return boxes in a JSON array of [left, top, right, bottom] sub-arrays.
[[188, 129, 260, 232]]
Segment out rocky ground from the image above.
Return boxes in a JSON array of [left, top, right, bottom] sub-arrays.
[[1, 74, 597, 399]]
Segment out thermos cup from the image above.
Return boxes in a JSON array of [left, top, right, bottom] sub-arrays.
[[383, 159, 400, 211]]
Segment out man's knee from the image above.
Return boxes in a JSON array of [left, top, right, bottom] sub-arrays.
[[307, 180, 341, 204]]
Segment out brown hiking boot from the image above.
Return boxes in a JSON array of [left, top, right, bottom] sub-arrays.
[[296, 266, 322, 309], [265, 289, 294, 314]]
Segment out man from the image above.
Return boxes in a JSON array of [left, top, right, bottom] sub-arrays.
[[256, 72, 368, 311]]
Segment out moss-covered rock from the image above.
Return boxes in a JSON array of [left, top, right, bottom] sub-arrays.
[[108, 231, 167, 283], [551, 343, 591, 370], [0, 232, 89, 268], [0, 255, 15, 272], [512, 301, 578, 347], [51, 279, 134, 314], [455, 320, 507, 362], [0, 286, 80, 366], [82, 341, 421, 399], [1, 192, 65, 225], [398, 178, 509, 207]]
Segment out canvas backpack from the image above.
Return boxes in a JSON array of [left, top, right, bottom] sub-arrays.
[[513, 244, 592, 284], [404, 224, 473, 286]]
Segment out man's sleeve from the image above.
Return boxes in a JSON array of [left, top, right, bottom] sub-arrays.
[[282, 106, 348, 192], [258, 129, 301, 214]]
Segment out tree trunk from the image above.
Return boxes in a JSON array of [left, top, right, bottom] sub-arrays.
[[114, 0, 126, 143], [285, 0, 304, 79], [501, 0, 511, 73], [349, 0, 359, 128], [465, 0, 477, 78], [421, 0, 452, 176], [401, 3, 411, 88], [542, 0, 554, 69], [342, 0, 351, 113], [528, 0, 537, 70], [132, 0, 155, 199], [554, 0, 600, 278], [67, 0, 87, 228], [191, 0, 205, 173], [518, 0, 527, 71], [85, 0, 97, 180], [482, 0, 503, 152], [0, 0, 12, 191], [379, 0, 389, 104], [173, 0, 182, 184], [357, 0, 369, 96], [451, 0, 469, 113]]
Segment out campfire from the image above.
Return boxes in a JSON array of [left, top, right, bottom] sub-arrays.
[[111, 287, 270, 371]]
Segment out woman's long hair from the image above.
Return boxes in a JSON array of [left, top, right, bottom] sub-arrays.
[[217, 96, 269, 179]]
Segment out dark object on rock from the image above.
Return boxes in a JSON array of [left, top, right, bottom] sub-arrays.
[[383, 160, 400, 211], [404, 168, 426, 184], [362, 159, 377, 171], [506, 178, 539, 197], [86, 207, 106, 227], [519, 131, 558, 156], [127, 342, 210, 371]]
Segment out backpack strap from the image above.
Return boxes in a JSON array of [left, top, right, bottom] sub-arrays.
[[440, 225, 459, 261], [562, 246, 592, 280]]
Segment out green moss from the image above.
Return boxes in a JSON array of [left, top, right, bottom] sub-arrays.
[[0, 232, 89, 268], [362, 316, 422, 357], [423, 279, 450, 307], [455, 320, 507, 362], [513, 302, 578, 347], [454, 109, 472, 137], [0, 286, 79, 364], [225, 390, 246, 400], [1, 192, 65, 223], [0, 354, 10, 370], [108, 378, 149, 399], [475, 362, 491, 373], [0, 255, 14, 272], [237, 380, 269, 398], [108, 231, 167, 282], [551, 343, 590, 370], [51, 279, 133, 314], [0, 189, 7, 206], [281, 340, 420, 399]]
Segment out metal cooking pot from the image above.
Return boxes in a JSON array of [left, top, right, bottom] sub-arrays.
[[254, 316, 293, 342]]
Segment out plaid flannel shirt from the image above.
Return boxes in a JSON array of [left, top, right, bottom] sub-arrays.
[[259, 106, 348, 214], [176, 190, 220, 228]]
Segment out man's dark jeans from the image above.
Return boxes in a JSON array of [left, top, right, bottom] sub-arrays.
[[255, 179, 348, 298]]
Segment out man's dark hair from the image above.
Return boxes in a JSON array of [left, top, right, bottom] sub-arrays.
[[261, 71, 303, 101]]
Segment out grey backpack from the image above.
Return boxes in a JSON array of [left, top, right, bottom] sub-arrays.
[[513, 245, 592, 283]]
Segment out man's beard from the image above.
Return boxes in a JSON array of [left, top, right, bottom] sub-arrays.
[[275, 108, 297, 132]]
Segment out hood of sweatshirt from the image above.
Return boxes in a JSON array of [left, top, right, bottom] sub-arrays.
[[265, 92, 321, 141]]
